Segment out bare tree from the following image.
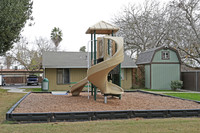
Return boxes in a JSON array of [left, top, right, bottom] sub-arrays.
[[11, 37, 35, 70], [11, 37, 55, 71], [35, 37, 55, 56], [3, 53, 14, 69], [113, 0, 200, 68], [113, 0, 169, 58], [167, 0, 200, 68]]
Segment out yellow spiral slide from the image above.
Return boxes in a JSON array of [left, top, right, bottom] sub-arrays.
[[71, 36, 124, 96]]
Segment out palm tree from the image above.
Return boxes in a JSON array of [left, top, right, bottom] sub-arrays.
[[50, 27, 63, 51], [79, 46, 86, 52]]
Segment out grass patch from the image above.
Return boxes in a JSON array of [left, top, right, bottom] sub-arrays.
[[0, 90, 25, 123], [164, 93, 200, 101], [0, 88, 8, 93], [1, 118, 200, 133], [0, 89, 200, 133]]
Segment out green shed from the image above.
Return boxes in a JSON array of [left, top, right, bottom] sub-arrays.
[[136, 45, 181, 90]]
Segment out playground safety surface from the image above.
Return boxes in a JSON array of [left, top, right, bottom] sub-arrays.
[[6, 91, 200, 122], [13, 92, 200, 113]]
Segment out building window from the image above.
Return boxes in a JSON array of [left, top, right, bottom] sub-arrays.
[[162, 51, 170, 60], [57, 68, 70, 84]]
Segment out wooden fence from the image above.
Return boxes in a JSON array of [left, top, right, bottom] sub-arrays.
[[4, 76, 43, 85], [181, 71, 200, 91]]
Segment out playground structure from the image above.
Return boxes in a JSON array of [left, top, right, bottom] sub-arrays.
[[5, 21, 200, 123], [71, 21, 124, 101]]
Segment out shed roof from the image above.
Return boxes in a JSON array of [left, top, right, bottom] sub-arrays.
[[85, 21, 119, 34], [42, 52, 137, 69], [136, 45, 180, 65]]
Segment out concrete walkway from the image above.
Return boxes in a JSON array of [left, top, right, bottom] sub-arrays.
[[2, 86, 27, 93], [1, 85, 41, 93], [142, 89, 200, 94]]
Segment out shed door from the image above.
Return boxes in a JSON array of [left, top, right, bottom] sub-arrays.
[[151, 64, 180, 89]]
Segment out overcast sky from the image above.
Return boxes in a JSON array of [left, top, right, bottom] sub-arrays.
[[22, 0, 169, 52]]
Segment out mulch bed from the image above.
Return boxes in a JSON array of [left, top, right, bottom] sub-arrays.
[[13, 92, 200, 113]]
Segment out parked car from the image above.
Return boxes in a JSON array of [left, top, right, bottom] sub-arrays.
[[27, 75, 39, 86]]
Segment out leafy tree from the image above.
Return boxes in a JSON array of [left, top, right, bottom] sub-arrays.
[[79, 46, 86, 52], [50, 27, 63, 51], [0, 0, 33, 55]]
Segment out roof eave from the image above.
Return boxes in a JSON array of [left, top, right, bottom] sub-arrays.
[[85, 21, 120, 34], [136, 62, 151, 65], [85, 29, 119, 34], [121, 66, 138, 68], [43, 66, 88, 69]]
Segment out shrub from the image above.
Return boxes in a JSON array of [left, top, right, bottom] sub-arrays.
[[171, 80, 183, 91]]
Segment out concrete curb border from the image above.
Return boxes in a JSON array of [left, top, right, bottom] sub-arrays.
[[6, 91, 200, 122]]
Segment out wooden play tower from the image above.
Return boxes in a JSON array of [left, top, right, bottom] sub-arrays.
[[85, 21, 121, 100]]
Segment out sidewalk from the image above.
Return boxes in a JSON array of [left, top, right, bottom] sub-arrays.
[[142, 89, 200, 94], [1, 85, 41, 93], [1, 86, 27, 93]]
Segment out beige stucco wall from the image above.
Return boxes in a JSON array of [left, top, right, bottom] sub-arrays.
[[45, 68, 132, 91], [70, 68, 87, 82], [121, 68, 132, 89], [45, 68, 87, 91]]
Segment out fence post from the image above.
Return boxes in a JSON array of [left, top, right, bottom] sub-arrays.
[[196, 71, 198, 91]]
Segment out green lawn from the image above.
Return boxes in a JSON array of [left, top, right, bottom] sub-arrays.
[[164, 93, 200, 101], [0, 89, 25, 124], [0, 88, 200, 133], [0, 89, 8, 93], [1, 118, 200, 133]]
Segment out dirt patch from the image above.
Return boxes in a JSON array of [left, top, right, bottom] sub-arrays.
[[13, 92, 200, 113]]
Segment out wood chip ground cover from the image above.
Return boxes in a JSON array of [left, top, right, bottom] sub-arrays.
[[13, 92, 200, 113]]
